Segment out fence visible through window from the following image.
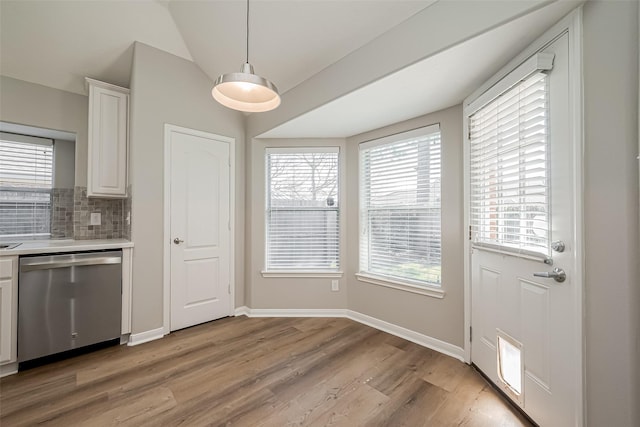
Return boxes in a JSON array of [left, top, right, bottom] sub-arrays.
[[266, 148, 340, 271]]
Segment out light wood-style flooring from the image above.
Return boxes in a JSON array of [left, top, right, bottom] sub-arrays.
[[0, 316, 533, 426]]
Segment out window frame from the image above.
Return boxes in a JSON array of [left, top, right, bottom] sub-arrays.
[[357, 124, 444, 298], [467, 54, 554, 262], [262, 146, 343, 277]]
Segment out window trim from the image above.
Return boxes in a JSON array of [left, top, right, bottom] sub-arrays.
[[261, 270, 344, 279], [359, 123, 440, 149], [355, 272, 445, 298], [264, 146, 341, 273], [358, 124, 442, 289]]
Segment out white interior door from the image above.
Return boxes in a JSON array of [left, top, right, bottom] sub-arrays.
[[168, 127, 231, 331], [469, 33, 581, 426]]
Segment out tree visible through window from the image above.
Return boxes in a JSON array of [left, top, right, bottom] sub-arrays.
[[359, 126, 442, 287], [266, 148, 339, 271], [0, 133, 53, 239]]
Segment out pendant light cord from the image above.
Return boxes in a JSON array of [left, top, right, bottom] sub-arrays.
[[246, 0, 250, 64]]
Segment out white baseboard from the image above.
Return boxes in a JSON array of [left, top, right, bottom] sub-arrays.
[[347, 310, 465, 362], [0, 362, 18, 378], [237, 307, 464, 361], [242, 308, 348, 318], [127, 327, 165, 347], [234, 306, 250, 316]]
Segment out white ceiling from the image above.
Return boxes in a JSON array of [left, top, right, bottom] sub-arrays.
[[0, 0, 579, 138], [0, 0, 193, 94], [167, 0, 435, 94], [260, 1, 579, 138], [0, 0, 432, 95]]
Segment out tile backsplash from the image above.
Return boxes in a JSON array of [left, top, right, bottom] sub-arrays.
[[49, 186, 131, 240], [73, 187, 130, 239], [51, 188, 74, 238]]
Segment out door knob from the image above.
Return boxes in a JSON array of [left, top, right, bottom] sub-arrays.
[[173, 238, 184, 245], [533, 267, 566, 283], [551, 241, 565, 252]]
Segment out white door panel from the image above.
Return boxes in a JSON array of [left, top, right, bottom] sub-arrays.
[[470, 32, 580, 427], [169, 129, 231, 331]]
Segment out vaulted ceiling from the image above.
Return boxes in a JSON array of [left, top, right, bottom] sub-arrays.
[[1, 0, 581, 137], [0, 0, 432, 95]]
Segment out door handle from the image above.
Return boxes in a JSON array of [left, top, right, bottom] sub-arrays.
[[173, 238, 184, 245], [533, 267, 566, 283]]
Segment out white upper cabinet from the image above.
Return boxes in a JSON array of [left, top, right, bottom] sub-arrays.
[[86, 78, 129, 198]]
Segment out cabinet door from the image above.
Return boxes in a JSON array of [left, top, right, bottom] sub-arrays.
[[0, 278, 14, 364], [88, 85, 128, 197]]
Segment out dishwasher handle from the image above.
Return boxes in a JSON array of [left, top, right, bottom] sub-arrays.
[[20, 256, 121, 272]]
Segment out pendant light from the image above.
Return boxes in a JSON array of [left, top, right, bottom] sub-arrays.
[[211, 0, 280, 113]]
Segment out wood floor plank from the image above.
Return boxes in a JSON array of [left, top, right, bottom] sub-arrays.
[[47, 386, 178, 427], [304, 382, 389, 427], [0, 316, 533, 426], [261, 338, 401, 426], [366, 376, 449, 427], [420, 352, 477, 393], [160, 321, 373, 424]]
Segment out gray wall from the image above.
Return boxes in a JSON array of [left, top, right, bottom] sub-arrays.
[[246, 138, 348, 309], [346, 105, 464, 347], [53, 139, 75, 189], [583, 1, 639, 426], [0, 76, 87, 187], [128, 42, 245, 334]]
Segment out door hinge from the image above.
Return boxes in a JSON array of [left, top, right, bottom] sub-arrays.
[[228, 157, 231, 167], [468, 225, 472, 241], [470, 326, 473, 342]]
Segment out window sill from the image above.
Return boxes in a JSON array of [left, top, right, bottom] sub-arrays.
[[355, 273, 445, 299], [261, 270, 344, 279]]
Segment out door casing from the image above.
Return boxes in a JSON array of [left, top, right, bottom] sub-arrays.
[[163, 124, 236, 335], [463, 7, 584, 425]]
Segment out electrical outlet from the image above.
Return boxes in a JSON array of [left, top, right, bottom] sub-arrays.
[[90, 212, 101, 226], [331, 280, 339, 291]]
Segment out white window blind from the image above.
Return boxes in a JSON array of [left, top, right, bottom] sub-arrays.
[[469, 72, 550, 258], [266, 148, 339, 271], [359, 126, 441, 286], [0, 132, 53, 239]]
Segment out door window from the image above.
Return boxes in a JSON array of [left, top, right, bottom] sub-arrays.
[[469, 72, 550, 258]]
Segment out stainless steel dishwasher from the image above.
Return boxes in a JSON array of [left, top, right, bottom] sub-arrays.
[[18, 250, 122, 364]]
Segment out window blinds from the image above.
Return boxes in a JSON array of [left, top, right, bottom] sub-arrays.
[[359, 127, 441, 286], [266, 148, 339, 271], [0, 133, 53, 238], [469, 72, 550, 258]]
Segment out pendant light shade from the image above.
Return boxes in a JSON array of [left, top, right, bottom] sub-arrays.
[[212, 0, 280, 113], [212, 63, 280, 113]]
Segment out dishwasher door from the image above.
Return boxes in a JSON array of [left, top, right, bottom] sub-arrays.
[[18, 250, 122, 363]]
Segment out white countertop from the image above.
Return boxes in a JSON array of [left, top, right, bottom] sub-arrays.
[[0, 239, 134, 256]]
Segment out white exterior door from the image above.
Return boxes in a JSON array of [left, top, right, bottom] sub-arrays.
[[469, 32, 581, 426], [168, 127, 232, 331]]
